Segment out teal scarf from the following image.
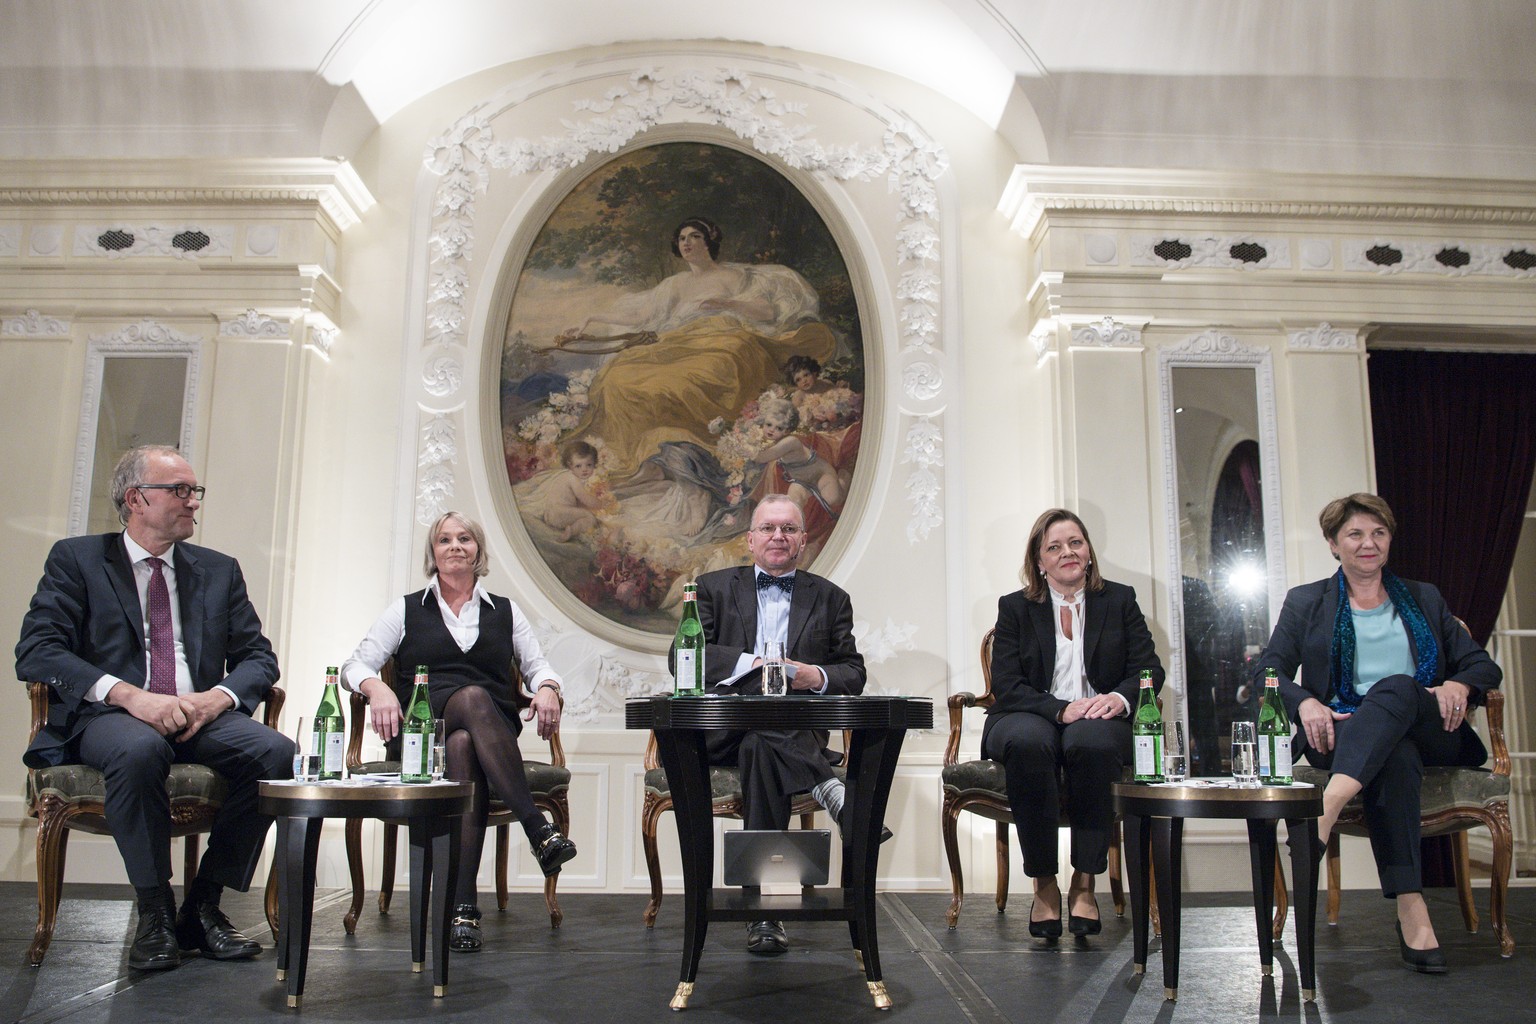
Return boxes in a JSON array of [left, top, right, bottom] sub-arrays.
[[1328, 569, 1437, 713]]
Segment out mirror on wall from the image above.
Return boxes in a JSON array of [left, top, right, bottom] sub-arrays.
[[1159, 340, 1285, 777]]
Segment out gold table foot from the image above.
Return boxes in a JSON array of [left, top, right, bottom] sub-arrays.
[[411, 961, 423, 974], [1132, 963, 1145, 975], [433, 984, 446, 998], [869, 981, 892, 1010], [853, 949, 864, 969], [1164, 987, 1177, 1001], [1302, 988, 1316, 1003], [670, 982, 694, 1011], [1261, 963, 1273, 977], [275, 968, 287, 981], [286, 995, 301, 1009]]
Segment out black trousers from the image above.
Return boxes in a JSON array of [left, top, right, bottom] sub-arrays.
[[1302, 674, 1487, 898], [982, 711, 1131, 878], [705, 729, 836, 830], [76, 708, 294, 890]]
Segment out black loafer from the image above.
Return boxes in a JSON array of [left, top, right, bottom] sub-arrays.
[[747, 920, 788, 957], [129, 904, 182, 971], [1397, 923, 1447, 974], [530, 823, 578, 877], [450, 904, 482, 953], [175, 900, 261, 961], [835, 803, 895, 845]]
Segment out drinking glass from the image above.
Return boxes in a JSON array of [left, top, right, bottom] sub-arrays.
[[1231, 721, 1259, 787], [1163, 722, 1188, 783], [291, 716, 321, 782], [430, 719, 447, 781], [762, 640, 788, 697]]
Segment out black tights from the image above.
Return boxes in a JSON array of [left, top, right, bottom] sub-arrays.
[[441, 685, 546, 905]]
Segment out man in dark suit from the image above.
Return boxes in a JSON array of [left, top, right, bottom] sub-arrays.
[[16, 445, 292, 971], [687, 494, 866, 956]]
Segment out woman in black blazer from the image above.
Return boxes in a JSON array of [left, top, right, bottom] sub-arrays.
[[983, 508, 1164, 939], [1254, 493, 1500, 973]]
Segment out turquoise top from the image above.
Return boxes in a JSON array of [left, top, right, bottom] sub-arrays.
[[1351, 600, 1415, 694]]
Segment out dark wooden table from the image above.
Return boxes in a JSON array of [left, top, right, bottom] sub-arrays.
[[258, 780, 474, 1008], [627, 694, 932, 1010], [1113, 781, 1324, 1003]]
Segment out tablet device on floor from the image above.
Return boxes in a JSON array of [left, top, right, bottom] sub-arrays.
[[722, 829, 831, 887]]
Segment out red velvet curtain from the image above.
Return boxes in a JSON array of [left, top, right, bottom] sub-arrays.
[[1368, 349, 1536, 645]]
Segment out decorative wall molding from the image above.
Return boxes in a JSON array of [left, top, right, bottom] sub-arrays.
[[1071, 316, 1142, 349], [903, 361, 943, 401], [1130, 233, 1292, 271], [900, 416, 943, 542], [218, 309, 291, 339], [1164, 330, 1267, 360], [1340, 238, 1536, 277], [0, 224, 18, 257], [1, 308, 70, 337], [1287, 322, 1361, 352], [415, 413, 459, 526], [30, 225, 63, 257], [306, 322, 338, 357], [1029, 321, 1057, 365], [418, 63, 952, 546], [69, 321, 204, 537], [73, 224, 234, 260]]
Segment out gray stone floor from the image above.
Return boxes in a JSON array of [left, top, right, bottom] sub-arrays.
[[1, 882, 1530, 1023]]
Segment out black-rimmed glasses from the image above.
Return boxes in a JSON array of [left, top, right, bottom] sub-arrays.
[[134, 483, 206, 501]]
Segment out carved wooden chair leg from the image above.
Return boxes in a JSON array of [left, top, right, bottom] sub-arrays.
[[378, 822, 399, 913], [1325, 834, 1342, 926], [1488, 806, 1515, 957], [940, 800, 965, 928], [544, 797, 569, 928], [641, 796, 669, 927], [1272, 854, 1288, 939], [1452, 832, 1479, 933], [28, 806, 69, 967], [343, 817, 364, 934], [995, 822, 1010, 913]]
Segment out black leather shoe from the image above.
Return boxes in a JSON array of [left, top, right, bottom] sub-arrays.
[[129, 904, 182, 971], [1397, 923, 1448, 974], [175, 900, 261, 960], [835, 803, 894, 845], [747, 920, 788, 957], [450, 904, 482, 953], [1028, 898, 1063, 939], [530, 823, 578, 877]]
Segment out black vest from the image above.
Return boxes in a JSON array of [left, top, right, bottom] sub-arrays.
[[395, 588, 521, 730]]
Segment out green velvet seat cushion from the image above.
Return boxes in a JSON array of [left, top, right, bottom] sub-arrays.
[[1293, 764, 1508, 818], [30, 763, 226, 808], [941, 758, 1007, 796], [360, 759, 570, 796]]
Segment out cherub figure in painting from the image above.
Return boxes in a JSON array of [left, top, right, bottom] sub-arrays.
[[524, 441, 607, 541], [751, 397, 847, 512]]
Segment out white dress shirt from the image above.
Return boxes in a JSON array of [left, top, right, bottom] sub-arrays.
[[1048, 585, 1130, 718], [727, 568, 828, 692], [341, 576, 561, 695], [87, 534, 239, 709]]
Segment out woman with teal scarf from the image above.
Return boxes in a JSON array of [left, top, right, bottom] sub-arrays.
[[1254, 493, 1500, 974]]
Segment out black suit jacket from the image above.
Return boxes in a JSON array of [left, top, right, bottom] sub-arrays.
[[16, 532, 280, 768], [686, 566, 866, 695], [1252, 575, 1501, 719], [986, 580, 1164, 720]]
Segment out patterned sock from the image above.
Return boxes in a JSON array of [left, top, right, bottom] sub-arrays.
[[810, 778, 846, 821]]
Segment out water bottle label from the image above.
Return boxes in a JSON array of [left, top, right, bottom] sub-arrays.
[[1273, 739, 1292, 777], [402, 733, 426, 777], [674, 650, 696, 693], [1134, 735, 1158, 777], [1258, 737, 1271, 775], [322, 731, 345, 774]]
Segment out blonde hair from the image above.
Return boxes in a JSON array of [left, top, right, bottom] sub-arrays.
[[422, 511, 490, 579], [1020, 508, 1104, 603]]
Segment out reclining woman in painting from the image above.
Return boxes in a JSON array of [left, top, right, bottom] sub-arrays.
[[341, 511, 577, 952], [556, 216, 838, 480], [983, 508, 1164, 940], [1252, 493, 1500, 974]]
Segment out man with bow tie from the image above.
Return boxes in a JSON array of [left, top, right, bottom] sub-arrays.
[[682, 494, 867, 956]]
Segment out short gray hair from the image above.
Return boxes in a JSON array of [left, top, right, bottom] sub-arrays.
[[423, 511, 490, 579], [110, 445, 183, 526], [751, 493, 804, 528]]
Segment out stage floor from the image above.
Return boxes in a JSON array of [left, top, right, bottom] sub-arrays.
[[3, 881, 1530, 1022]]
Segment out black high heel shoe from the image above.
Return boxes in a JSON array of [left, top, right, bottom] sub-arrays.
[[1396, 923, 1447, 974], [1028, 897, 1063, 939], [1067, 891, 1102, 936]]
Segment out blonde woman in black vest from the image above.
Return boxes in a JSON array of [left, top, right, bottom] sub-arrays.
[[341, 511, 576, 952]]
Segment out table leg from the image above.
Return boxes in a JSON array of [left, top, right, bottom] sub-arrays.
[[415, 814, 458, 997], [654, 729, 713, 1010], [844, 726, 903, 1010], [407, 818, 431, 974], [1153, 817, 1182, 1001], [1286, 817, 1320, 1002], [276, 816, 322, 1009], [1123, 812, 1150, 976], [1247, 819, 1279, 975]]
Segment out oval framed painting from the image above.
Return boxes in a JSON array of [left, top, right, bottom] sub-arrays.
[[493, 138, 875, 642]]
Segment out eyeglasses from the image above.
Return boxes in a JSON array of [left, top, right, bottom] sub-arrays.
[[134, 483, 206, 501], [751, 523, 801, 537]]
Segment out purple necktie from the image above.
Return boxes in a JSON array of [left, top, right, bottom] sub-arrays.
[[145, 557, 177, 696]]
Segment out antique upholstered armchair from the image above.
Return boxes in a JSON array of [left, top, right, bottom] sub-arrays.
[[342, 660, 571, 931], [1292, 687, 1513, 956], [640, 730, 846, 927], [25, 680, 285, 966]]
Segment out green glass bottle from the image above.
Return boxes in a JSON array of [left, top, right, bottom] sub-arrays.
[[1131, 669, 1164, 783], [1258, 668, 1293, 785], [312, 666, 345, 781], [672, 583, 705, 696], [401, 665, 434, 783]]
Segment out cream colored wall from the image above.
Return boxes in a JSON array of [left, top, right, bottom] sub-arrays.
[[3, 43, 1532, 907]]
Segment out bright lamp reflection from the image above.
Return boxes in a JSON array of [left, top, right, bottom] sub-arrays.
[[1226, 561, 1266, 597]]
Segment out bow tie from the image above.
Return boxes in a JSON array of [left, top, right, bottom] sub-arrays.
[[756, 573, 794, 594]]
